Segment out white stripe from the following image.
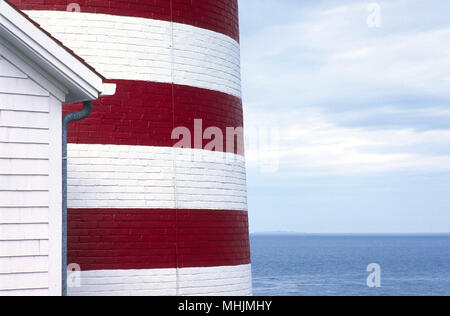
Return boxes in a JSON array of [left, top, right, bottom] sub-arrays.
[[24, 11, 242, 98], [68, 264, 252, 296], [67, 144, 248, 211]]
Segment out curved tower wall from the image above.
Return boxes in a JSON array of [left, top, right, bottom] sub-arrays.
[[12, 0, 251, 296]]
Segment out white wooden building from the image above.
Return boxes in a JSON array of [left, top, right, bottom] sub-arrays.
[[0, 0, 110, 295]]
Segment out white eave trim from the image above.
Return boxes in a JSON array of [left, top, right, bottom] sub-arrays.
[[101, 83, 116, 97], [0, 0, 104, 103]]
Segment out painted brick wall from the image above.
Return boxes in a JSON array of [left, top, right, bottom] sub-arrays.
[[67, 209, 250, 271], [178, 265, 252, 296], [69, 268, 178, 296], [63, 80, 244, 154], [22, 10, 241, 97], [67, 144, 248, 210], [11, 0, 240, 42], [68, 264, 252, 296], [13, 0, 252, 296]]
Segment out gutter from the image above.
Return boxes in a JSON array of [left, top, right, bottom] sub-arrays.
[[61, 101, 93, 297]]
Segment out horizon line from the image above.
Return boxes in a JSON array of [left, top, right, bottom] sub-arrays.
[[250, 232, 450, 236]]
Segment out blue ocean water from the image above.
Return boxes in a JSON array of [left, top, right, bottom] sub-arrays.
[[250, 234, 450, 296]]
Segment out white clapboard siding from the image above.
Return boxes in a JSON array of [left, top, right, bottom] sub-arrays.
[[0, 127, 49, 144], [0, 143, 49, 159], [0, 289, 49, 296], [0, 240, 48, 257], [0, 176, 49, 191], [0, 110, 49, 129], [0, 273, 49, 291], [0, 207, 49, 224], [0, 94, 50, 113], [0, 223, 49, 240], [0, 47, 63, 295], [0, 56, 27, 79], [0, 256, 49, 274], [0, 77, 50, 96], [0, 159, 49, 175], [0, 191, 49, 208]]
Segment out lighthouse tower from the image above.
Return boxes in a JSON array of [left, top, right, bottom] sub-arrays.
[[12, 0, 251, 296]]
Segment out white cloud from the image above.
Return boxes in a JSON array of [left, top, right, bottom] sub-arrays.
[[241, 0, 450, 105], [245, 106, 450, 175], [241, 0, 450, 175]]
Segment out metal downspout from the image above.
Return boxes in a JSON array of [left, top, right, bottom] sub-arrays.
[[62, 101, 93, 296]]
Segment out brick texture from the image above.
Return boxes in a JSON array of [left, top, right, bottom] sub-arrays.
[[14, 0, 252, 296], [10, 0, 240, 42], [68, 264, 252, 296], [67, 144, 248, 211], [63, 80, 244, 155], [22, 10, 241, 97], [67, 209, 251, 271]]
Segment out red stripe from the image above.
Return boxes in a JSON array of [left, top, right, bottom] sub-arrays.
[[10, 0, 240, 42], [63, 80, 244, 155], [67, 209, 250, 271]]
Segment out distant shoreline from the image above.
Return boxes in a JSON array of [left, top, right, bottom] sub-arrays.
[[251, 232, 450, 237]]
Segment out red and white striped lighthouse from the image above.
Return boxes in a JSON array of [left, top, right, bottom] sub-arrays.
[[11, 0, 251, 296]]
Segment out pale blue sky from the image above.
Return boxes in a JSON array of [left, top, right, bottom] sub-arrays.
[[239, 0, 450, 233]]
